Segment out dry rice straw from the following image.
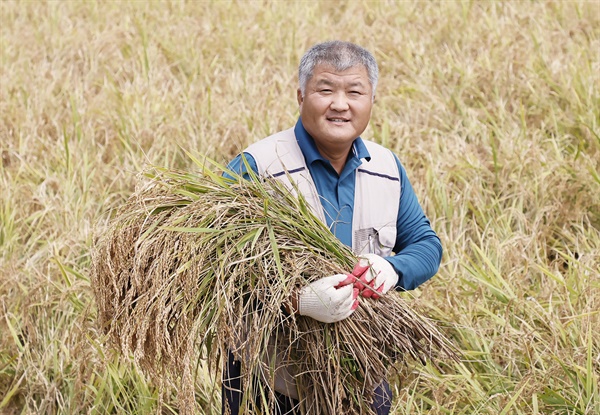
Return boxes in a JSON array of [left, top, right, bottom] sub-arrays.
[[91, 163, 457, 414]]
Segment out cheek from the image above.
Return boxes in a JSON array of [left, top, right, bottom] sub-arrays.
[[306, 97, 330, 113], [354, 104, 372, 121]]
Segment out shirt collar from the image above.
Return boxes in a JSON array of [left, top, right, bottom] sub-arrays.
[[294, 118, 371, 165]]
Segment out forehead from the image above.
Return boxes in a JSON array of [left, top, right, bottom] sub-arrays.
[[309, 64, 370, 87]]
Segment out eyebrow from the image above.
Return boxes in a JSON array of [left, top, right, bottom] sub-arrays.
[[315, 79, 335, 87], [347, 81, 367, 88], [315, 79, 367, 89]]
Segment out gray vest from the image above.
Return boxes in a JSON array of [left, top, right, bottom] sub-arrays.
[[245, 128, 401, 257]]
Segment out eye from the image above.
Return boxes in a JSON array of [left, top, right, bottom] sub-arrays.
[[320, 89, 332, 94]]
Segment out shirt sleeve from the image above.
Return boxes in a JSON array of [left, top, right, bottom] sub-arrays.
[[223, 152, 259, 180], [386, 157, 443, 290]]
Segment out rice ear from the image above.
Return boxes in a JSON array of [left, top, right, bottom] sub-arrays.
[[91, 166, 458, 415]]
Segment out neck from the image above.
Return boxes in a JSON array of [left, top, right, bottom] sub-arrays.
[[315, 143, 352, 175]]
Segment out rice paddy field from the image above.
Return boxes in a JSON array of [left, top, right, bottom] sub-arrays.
[[1, 1, 599, 414]]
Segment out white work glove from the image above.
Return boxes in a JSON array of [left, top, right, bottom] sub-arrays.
[[298, 274, 358, 323], [356, 253, 399, 298]]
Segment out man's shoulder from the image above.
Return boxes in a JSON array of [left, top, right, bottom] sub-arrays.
[[246, 127, 296, 151], [357, 139, 402, 181], [361, 138, 393, 153], [244, 127, 304, 174], [360, 139, 399, 163]]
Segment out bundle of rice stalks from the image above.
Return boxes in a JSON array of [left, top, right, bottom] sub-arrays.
[[91, 161, 457, 414]]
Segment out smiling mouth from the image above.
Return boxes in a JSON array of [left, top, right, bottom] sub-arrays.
[[327, 118, 350, 123]]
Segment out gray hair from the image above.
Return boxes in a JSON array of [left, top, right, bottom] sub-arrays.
[[298, 41, 379, 98]]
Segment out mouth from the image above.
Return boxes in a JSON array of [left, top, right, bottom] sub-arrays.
[[327, 117, 350, 123]]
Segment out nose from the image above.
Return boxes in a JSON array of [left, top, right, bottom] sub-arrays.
[[330, 91, 349, 111]]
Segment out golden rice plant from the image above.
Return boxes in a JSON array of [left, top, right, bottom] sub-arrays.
[[91, 158, 457, 415]]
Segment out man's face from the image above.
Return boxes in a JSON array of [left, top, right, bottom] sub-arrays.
[[297, 64, 373, 152]]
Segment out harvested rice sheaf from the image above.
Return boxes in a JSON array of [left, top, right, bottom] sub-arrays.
[[91, 166, 458, 415]]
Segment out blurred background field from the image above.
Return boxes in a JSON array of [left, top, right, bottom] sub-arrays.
[[0, 1, 599, 414]]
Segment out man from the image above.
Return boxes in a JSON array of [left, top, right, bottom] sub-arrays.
[[223, 40, 442, 415]]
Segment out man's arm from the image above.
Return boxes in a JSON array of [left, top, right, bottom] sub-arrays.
[[386, 159, 443, 291]]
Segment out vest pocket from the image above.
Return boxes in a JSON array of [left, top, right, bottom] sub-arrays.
[[354, 226, 396, 257], [373, 226, 396, 257]]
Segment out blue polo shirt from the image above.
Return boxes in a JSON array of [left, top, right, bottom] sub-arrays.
[[226, 119, 442, 290]]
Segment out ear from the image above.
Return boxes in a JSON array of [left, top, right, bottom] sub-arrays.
[[297, 88, 303, 106]]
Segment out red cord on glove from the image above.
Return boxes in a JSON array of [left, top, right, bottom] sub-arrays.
[[334, 262, 381, 306]]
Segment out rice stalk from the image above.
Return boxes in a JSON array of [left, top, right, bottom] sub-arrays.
[[91, 164, 458, 415]]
